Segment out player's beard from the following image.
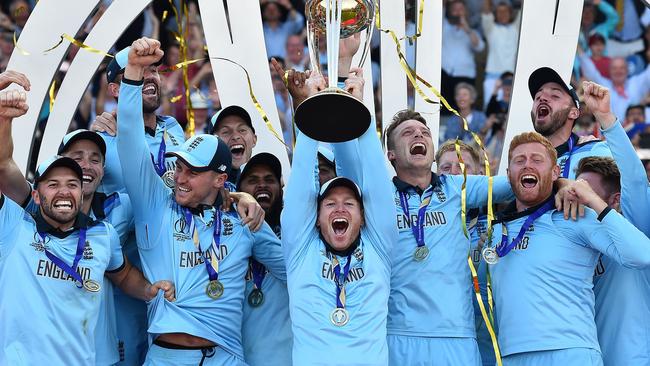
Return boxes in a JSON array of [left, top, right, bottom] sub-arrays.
[[143, 93, 161, 114], [531, 107, 571, 138], [39, 194, 79, 226]]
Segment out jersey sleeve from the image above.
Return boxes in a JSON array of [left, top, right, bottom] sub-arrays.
[[0, 194, 25, 250], [331, 121, 397, 263], [602, 119, 650, 235], [461, 175, 514, 208], [105, 223, 126, 272], [280, 131, 320, 267], [116, 79, 171, 225], [556, 209, 650, 269], [251, 222, 286, 282]]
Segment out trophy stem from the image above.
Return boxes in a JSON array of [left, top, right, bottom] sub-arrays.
[[326, 0, 342, 88]]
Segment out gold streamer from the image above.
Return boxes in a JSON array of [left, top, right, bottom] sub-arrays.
[[211, 57, 289, 150], [162, 10, 169, 22], [468, 257, 502, 363], [13, 31, 30, 55], [48, 79, 55, 111], [169, 94, 183, 103], [43, 33, 113, 58], [375, 2, 500, 364]]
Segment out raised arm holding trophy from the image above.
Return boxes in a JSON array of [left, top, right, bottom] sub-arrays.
[[295, 0, 375, 142]]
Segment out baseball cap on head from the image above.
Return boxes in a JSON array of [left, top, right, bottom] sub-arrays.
[[165, 134, 232, 175], [318, 176, 362, 205], [58, 129, 107, 159], [34, 156, 83, 187], [528, 67, 580, 108], [106, 46, 163, 83], [210, 105, 255, 135], [237, 152, 282, 189]]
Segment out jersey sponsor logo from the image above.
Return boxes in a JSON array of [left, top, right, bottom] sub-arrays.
[[36, 259, 91, 282], [179, 245, 229, 268], [83, 241, 93, 260], [396, 211, 447, 230], [321, 262, 365, 283]]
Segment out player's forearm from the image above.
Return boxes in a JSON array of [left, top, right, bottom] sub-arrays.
[[108, 262, 155, 301], [0, 119, 30, 204], [600, 211, 650, 269], [602, 120, 650, 234]]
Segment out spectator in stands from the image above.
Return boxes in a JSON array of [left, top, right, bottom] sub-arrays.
[[481, 0, 520, 108], [441, 0, 484, 113], [285, 34, 308, 72], [579, 51, 650, 121], [261, 0, 304, 60], [485, 71, 513, 118], [444, 82, 486, 144], [608, 0, 645, 56], [588, 33, 611, 78]]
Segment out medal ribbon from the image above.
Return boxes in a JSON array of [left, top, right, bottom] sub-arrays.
[[496, 200, 554, 258], [183, 209, 222, 282], [152, 130, 168, 177], [40, 229, 87, 288], [250, 259, 266, 290], [561, 137, 574, 178], [398, 189, 433, 248], [332, 254, 353, 309]]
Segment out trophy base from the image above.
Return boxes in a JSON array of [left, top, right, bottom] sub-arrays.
[[294, 88, 371, 143]]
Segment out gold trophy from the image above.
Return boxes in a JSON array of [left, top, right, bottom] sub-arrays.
[[294, 0, 375, 142]]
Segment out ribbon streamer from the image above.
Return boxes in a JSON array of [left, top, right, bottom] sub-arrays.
[[48, 79, 56, 111], [43, 33, 113, 58], [13, 31, 30, 55]]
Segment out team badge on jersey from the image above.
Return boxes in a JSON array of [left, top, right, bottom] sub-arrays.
[[83, 241, 93, 260]]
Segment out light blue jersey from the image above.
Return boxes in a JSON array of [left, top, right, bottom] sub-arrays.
[[97, 86, 184, 366], [281, 123, 397, 365], [23, 190, 133, 365], [116, 79, 285, 362], [468, 210, 496, 366], [100, 114, 184, 194], [556, 133, 611, 179], [242, 224, 292, 366], [488, 201, 650, 360], [597, 120, 650, 366], [0, 194, 124, 365], [373, 171, 511, 365]]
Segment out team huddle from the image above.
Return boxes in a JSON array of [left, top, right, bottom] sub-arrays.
[[0, 36, 649, 366]]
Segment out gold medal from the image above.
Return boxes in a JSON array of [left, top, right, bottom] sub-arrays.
[[162, 170, 175, 188], [330, 308, 350, 327], [83, 279, 101, 293], [482, 247, 499, 265], [247, 288, 264, 308], [206, 280, 224, 299], [413, 246, 429, 261]]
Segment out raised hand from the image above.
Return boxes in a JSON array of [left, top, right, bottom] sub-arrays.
[[0, 89, 28, 120], [90, 111, 117, 136], [582, 81, 616, 129], [0, 70, 30, 92], [344, 67, 364, 102], [128, 37, 164, 68]]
